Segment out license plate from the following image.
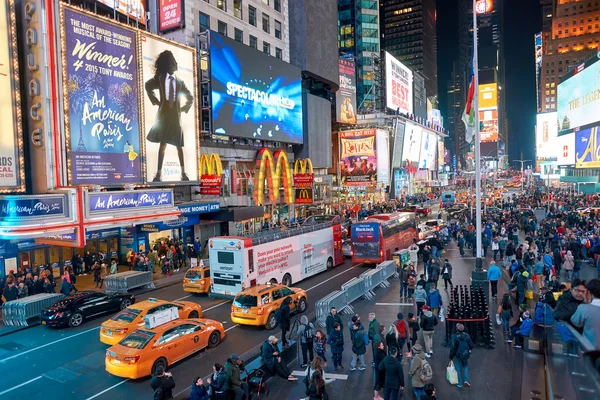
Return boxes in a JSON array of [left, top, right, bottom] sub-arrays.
[[107, 330, 112, 335], [42, 321, 46, 325], [225, 291, 231, 295]]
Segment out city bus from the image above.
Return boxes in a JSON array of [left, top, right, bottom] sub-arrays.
[[208, 215, 345, 298], [350, 212, 417, 264]]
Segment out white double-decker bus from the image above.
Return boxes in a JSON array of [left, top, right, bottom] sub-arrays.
[[208, 215, 345, 298]]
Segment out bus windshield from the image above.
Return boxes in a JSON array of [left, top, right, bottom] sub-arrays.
[[351, 222, 381, 260]]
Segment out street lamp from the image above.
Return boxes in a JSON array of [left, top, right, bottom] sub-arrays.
[[512, 158, 532, 191]]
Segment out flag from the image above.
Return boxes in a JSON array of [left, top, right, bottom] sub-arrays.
[[462, 68, 475, 144]]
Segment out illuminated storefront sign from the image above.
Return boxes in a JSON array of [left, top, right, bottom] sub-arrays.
[[199, 153, 223, 195], [0, 194, 68, 222], [293, 158, 314, 188], [254, 148, 294, 205], [295, 189, 313, 204], [88, 190, 174, 213]]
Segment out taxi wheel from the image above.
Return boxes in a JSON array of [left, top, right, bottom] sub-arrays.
[[68, 312, 83, 327], [208, 331, 221, 348], [282, 274, 292, 287], [188, 311, 199, 318], [265, 313, 277, 330], [120, 299, 132, 310], [152, 358, 168, 375], [297, 297, 307, 313]]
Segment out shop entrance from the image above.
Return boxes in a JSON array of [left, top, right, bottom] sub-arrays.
[[148, 229, 175, 249], [85, 237, 119, 262], [17, 247, 69, 278]]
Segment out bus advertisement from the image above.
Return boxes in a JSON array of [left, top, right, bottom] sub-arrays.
[[209, 216, 344, 298], [350, 212, 417, 264]]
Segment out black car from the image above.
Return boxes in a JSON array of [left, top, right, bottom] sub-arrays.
[[41, 291, 134, 328]]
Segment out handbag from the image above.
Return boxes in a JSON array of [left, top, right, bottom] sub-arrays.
[[446, 361, 458, 385], [525, 289, 534, 300], [496, 313, 502, 325]]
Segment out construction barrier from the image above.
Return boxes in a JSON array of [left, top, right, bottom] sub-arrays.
[[103, 271, 155, 293], [2, 293, 65, 327]]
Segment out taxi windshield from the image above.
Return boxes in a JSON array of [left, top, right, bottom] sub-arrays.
[[119, 330, 155, 349], [233, 294, 257, 308], [185, 269, 202, 279], [111, 309, 142, 323]]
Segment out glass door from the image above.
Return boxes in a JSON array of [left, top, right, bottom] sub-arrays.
[[48, 247, 61, 277]]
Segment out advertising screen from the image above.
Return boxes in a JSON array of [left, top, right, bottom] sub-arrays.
[[479, 109, 498, 142], [62, 8, 142, 185], [575, 125, 600, 168], [141, 34, 199, 183], [385, 52, 413, 114], [418, 133, 437, 170], [557, 133, 575, 165], [475, 0, 493, 13], [351, 222, 381, 260], [96, 0, 145, 24], [402, 122, 422, 163], [210, 32, 303, 143], [536, 112, 558, 159], [478, 83, 497, 109], [339, 129, 377, 187], [558, 59, 600, 133], [159, 0, 184, 32], [438, 140, 445, 167], [336, 58, 357, 124], [376, 129, 390, 185], [391, 120, 405, 169], [535, 33, 542, 111]]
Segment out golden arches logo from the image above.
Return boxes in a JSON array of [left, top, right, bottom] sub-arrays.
[[294, 158, 314, 175], [254, 148, 294, 205], [200, 153, 223, 176]]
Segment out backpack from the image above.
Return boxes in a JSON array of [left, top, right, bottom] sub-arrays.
[[303, 323, 315, 342], [419, 358, 433, 382], [395, 320, 408, 339], [153, 387, 164, 400], [457, 336, 471, 360]]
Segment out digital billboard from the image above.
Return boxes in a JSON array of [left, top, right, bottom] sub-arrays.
[[339, 129, 377, 186], [376, 129, 390, 185], [62, 7, 142, 185], [385, 52, 413, 115], [438, 140, 445, 167], [557, 133, 575, 165], [336, 58, 357, 124], [478, 83, 497, 109], [141, 34, 199, 183], [535, 33, 542, 112], [576, 125, 600, 168], [402, 121, 422, 163], [159, 0, 184, 32], [479, 109, 498, 142], [418, 132, 437, 170], [536, 112, 558, 159], [475, 0, 493, 14], [558, 59, 600, 134], [96, 0, 145, 24], [210, 32, 303, 143]]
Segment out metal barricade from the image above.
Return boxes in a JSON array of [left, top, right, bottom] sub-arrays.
[[103, 271, 155, 293], [2, 293, 65, 326], [378, 260, 398, 284], [342, 277, 371, 302], [315, 291, 337, 328]]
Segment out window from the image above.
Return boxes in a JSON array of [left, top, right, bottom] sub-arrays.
[[218, 20, 227, 36], [158, 327, 181, 345], [234, 0, 242, 18], [281, 287, 293, 296], [217, 251, 235, 264], [199, 12, 210, 31], [262, 13, 270, 33], [249, 35, 257, 48], [275, 47, 282, 59], [263, 41, 270, 55], [179, 324, 202, 336], [272, 289, 283, 301], [274, 0, 281, 12], [217, 0, 226, 11], [248, 5, 257, 26], [275, 20, 281, 39], [551, 82, 555, 87], [234, 28, 243, 43]]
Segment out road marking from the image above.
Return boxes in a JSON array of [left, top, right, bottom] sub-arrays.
[[225, 324, 238, 332], [0, 326, 100, 363], [0, 376, 42, 396], [306, 267, 356, 292], [203, 301, 230, 312], [85, 379, 130, 400], [175, 294, 192, 301], [375, 303, 413, 306], [291, 370, 349, 380]]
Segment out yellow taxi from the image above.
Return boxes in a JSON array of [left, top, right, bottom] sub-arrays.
[[100, 298, 203, 345], [182, 266, 211, 294], [231, 284, 308, 330], [105, 314, 225, 379]]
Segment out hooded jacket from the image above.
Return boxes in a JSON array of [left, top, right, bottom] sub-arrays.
[[225, 359, 242, 390], [351, 325, 367, 355], [414, 285, 427, 303], [190, 383, 209, 400], [209, 368, 227, 393], [279, 297, 292, 329], [408, 345, 427, 388], [427, 289, 443, 309], [420, 310, 438, 331], [328, 329, 344, 354], [368, 318, 381, 341], [553, 290, 584, 321], [150, 375, 176, 400], [297, 315, 315, 344], [378, 354, 405, 389]]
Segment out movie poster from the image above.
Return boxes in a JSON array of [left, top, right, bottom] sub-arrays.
[[402, 121, 422, 163], [339, 129, 377, 187], [141, 34, 198, 183], [336, 58, 357, 124], [62, 7, 141, 185]]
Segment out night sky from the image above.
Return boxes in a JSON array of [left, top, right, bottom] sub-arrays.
[[437, 0, 541, 166]]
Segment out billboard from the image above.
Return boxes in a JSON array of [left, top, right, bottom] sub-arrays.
[[479, 109, 498, 142], [438, 140, 445, 167], [536, 112, 558, 159], [475, 0, 493, 13], [159, 0, 184, 32], [478, 83, 497, 109], [336, 58, 357, 124], [141, 34, 199, 183], [210, 32, 303, 143], [339, 129, 377, 187], [402, 121, 423, 163], [385, 52, 413, 114], [62, 7, 142, 185], [576, 125, 600, 168], [418, 132, 437, 170], [557, 133, 575, 165], [535, 33, 542, 112], [376, 129, 390, 185], [391, 119, 405, 169], [558, 60, 600, 134], [96, 0, 145, 24]]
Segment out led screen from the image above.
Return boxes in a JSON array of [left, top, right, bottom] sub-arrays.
[[385, 52, 413, 114], [556, 133, 575, 166], [536, 112, 558, 159], [557, 60, 600, 134], [402, 122, 422, 163]]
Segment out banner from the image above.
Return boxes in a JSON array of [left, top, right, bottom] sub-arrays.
[[159, 0, 184, 32], [418, 133, 437, 170], [62, 7, 141, 185], [199, 153, 223, 195], [339, 129, 377, 187], [556, 133, 575, 166], [479, 109, 499, 142], [385, 52, 413, 114], [295, 188, 313, 204], [293, 158, 314, 188], [575, 125, 600, 168], [88, 190, 173, 213], [536, 112, 558, 159], [402, 122, 423, 163], [96, 0, 146, 24], [336, 58, 357, 124], [141, 34, 199, 183]]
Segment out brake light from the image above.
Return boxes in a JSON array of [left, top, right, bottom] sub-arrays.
[[257, 307, 264, 315], [124, 355, 140, 364], [231, 306, 234, 313], [200, 279, 206, 285], [184, 278, 190, 284], [115, 328, 128, 334], [380, 250, 383, 257]]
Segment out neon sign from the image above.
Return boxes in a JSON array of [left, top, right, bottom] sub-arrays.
[[475, 0, 493, 14], [254, 148, 294, 205]]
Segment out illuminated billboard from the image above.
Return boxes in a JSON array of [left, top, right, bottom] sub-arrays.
[[475, 0, 493, 14], [535, 33, 542, 112], [385, 52, 413, 114], [336, 58, 357, 124], [339, 129, 377, 186], [536, 112, 558, 159], [575, 125, 600, 168], [557, 59, 600, 134], [479, 109, 498, 142], [402, 121, 422, 163], [418, 133, 437, 170], [557, 133, 575, 166], [478, 83, 497, 109]]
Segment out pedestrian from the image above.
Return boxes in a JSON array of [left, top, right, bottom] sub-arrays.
[[385, 325, 399, 359], [420, 383, 438, 400], [492, 238, 499, 260], [297, 315, 316, 368], [225, 354, 251, 399], [314, 330, 328, 367], [373, 341, 386, 400], [378, 346, 405, 400], [408, 344, 431, 399], [517, 271, 529, 305], [571, 279, 600, 348], [498, 293, 513, 338], [350, 321, 367, 371], [506, 311, 533, 348], [415, 284, 427, 317], [99, 263, 107, 289], [394, 313, 410, 358], [150, 365, 175, 400], [426, 284, 443, 316], [408, 240, 420, 265], [328, 323, 344, 371], [208, 363, 227, 398], [399, 265, 410, 298], [430, 259, 441, 284], [368, 312, 381, 360], [563, 250, 575, 280], [487, 261, 502, 299], [407, 312, 420, 351], [534, 256, 545, 290], [17, 281, 28, 298], [449, 323, 474, 388], [441, 259, 453, 291], [408, 265, 417, 299], [60, 278, 74, 296], [420, 306, 438, 358], [110, 259, 118, 275], [325, 307, 343, 336], [190, 377, 209, 400], [279, 296, 292, 347], [305, 370, 329, 400], [458, 234, 466, 256]]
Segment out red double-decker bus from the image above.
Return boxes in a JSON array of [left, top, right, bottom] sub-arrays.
[[350, 212, 417, 264]]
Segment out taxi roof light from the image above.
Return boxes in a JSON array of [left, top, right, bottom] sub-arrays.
[[148, 298, 157, 302], [144, 307, 179, 329]]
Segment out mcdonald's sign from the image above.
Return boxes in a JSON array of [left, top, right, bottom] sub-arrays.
[[254, 148, 294, 205], [293, 158, 314, 188], [200, 154, 223, 195], [295, 188, 313, 204]]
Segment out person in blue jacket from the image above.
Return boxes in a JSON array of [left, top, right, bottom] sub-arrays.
[[506, 311, 533, 349], [190, 377, 210, 400], [426, 284, 443, 317], [487, 261, 502, 299]]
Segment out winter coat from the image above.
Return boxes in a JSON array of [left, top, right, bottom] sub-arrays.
[[60, 279, 73, 296], [190, 384, 209, 400], [449, 332, 474, 360], [297, 315, 315, 344], [385, 332, 398, 353], [420, 310, 438, 331], [351, 327, 367, 355], [261, 341, 278, 371], [368, 319, 381, 341], [3, 285, 17, 301], [517, 319, 534, 336], [430, 263, 441, 282], [487, 264, 502, 281], [150, 375, 176, 400], [279, 298, 291, 329], [441, 262, 453, 279], [408, 348, 427, 388], [225, 359, 242, 390], [534, 302, 555, 326], [209, 369, 227, 393], [534, 261, 545, 275], [328, 330, 344, 354], [516, 274, 529, 292], [17, 285, 28, 298], [399, 267, 410, 283], [306, 382, 329, 400], [563, 251, 575, 271], [325, 313, 343, 335], [408, 275, 417, 290], [427, 289, 443, 309], [414, 286, 427, 303], [378, 355, 405, 390], [314, 336, 327, 355], [553, 290, 584, 322], [373, 348, 387, 389]]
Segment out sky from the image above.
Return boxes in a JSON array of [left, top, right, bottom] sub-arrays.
[[436, 0, 541, 165]]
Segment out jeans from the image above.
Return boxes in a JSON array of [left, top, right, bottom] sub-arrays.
[[573, 269, 581, 279], [493, 249, 498, 260], [398, 338, 407, 357], [413, 387, 425, 399], [432, 246, 438, 259], [444, 278, 453, 290], [518, 290, 525, 305], [350, 353, 365, 368], [400, 282, 409, 297], [316, 351, 327, 363], [423, 330, 434, 353], [459, 245, 465, 256], [332, 352, 343, 368], [408, 288, 414, 298], [453, 358, 469, 386], [281, 327, 289, 346], [416, 302, 425, 317], [490, 280, 498, 297], [301, 342, 314, 365], [500, 249, 505, 260], [502, 316, 510, 332], [384, 388, 399, 400], [232, 382, 249, 400]]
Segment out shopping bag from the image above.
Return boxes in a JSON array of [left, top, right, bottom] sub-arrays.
[[553, 292, 561, 301], [442, 249, 446, 254], [525, 289, 534, 300], [439, 307, 445, 322], [496, 313, 502, 326], [446, 361, 458, 385]]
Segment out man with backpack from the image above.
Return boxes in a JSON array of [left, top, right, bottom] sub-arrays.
[[409, 344, 432, 399], [394, 313, 410, 359], [449, 323, 474, 388], [297, 315, 315, 368]]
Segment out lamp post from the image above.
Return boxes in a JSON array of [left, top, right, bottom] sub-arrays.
[[512, 158, 531, 192]]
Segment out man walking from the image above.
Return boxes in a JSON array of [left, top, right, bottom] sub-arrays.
[[449, 323, 474, 388], [420, 306, 438, 358], [279, 297, 292, 347], [487, 261, 502, 299], [399, 264, 410, 299], [441, 259, 453, 291], [378, 347, 405, 400]]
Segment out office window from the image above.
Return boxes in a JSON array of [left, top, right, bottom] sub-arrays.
[[199, 12, 210, 31], [217, 0, 226, 11], [275, 20, 281, 39], [274, 0, 281, 12], [248, 5, 257, 26], [262, 13, 270, 33], [275, 47, 282, 59], [234, 28, 243, 43], [249, 35, 257, 49], [218, 20, 227, 36], [263, 41, 270, 55], [234, 0, 242, 18]]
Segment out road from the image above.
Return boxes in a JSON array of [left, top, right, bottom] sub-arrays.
[[0, 258, 366, 400]]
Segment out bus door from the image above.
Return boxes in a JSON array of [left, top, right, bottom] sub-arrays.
[[332, 224, 344, 265], [301, 247, 314, 277]]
